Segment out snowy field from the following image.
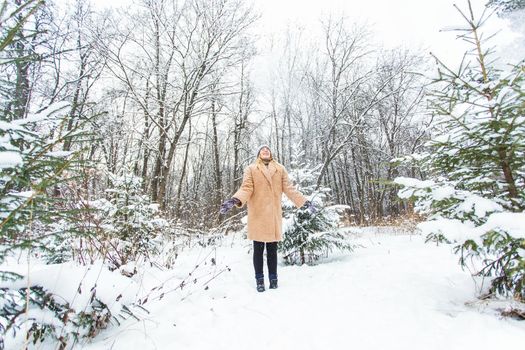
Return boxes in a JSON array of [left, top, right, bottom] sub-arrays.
[[4, 228, 524, 349]]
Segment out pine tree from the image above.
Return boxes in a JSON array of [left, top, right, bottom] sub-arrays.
[[0, 1, 112, 346], [0, 0, 87, 269], [395, 1, 525, 301], [279, 156, 353, 265], [89, 171, 169, 269], [487, 0, 525, 14]]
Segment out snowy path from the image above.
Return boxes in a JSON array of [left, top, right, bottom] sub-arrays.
[[87, 232, 524, 350]]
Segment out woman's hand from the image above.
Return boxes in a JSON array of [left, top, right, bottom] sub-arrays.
[[219, 197, 241, 214], [303, 200, 317, 214]]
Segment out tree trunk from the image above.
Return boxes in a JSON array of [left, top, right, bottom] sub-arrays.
[[497, 146, 519, 206], [175, 123, 192, 217], [211, 98, 223, 207]]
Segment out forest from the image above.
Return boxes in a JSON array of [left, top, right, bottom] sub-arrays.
[[1, 0, 524, 348]]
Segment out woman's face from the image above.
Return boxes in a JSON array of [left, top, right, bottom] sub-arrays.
[[259, 147, 271, 160]]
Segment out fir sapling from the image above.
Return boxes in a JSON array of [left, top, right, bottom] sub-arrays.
[[279, 156, 354, 265], [395, 1, 525, 301]]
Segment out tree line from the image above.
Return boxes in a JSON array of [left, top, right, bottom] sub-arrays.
[[2, 0, 516, 233]]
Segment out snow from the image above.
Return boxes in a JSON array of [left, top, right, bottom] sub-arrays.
[[457, 194, 504, 218], [475, 212, 525, 239], [394, 177, 434, 189], [9, 190, 35, 199], [16, 101, 70, 125], [394, 177, 434, 200], [45, 151, 73, 158], [418, 218, 477, 243], [0, 151, 23, 169], [0, 261, 138, 315], [0, 120, 25, 132], [5, 229, 523, 349], [416, 211, 525, 244], [432, 185, 456, 200]]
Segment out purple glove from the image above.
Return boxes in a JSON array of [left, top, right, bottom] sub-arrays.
[[220, 197, 241, 214], [303, 201, 317, 214]]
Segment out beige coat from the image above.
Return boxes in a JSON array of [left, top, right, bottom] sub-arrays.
[[233, 159, 307, 242]]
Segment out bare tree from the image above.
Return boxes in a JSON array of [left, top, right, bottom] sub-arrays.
[[260, 16, 430, 224]]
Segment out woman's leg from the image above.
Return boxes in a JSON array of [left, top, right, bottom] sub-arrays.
[[253, 241, 265, 280], [266, 242, 278, 281]]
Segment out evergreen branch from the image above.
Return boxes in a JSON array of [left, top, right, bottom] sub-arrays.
[[0, 151, 80, 232], [0, 0, 43, 52]]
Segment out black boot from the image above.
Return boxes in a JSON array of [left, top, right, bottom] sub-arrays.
[[269, 279, 278, 289], [256, 278, 265, 292]]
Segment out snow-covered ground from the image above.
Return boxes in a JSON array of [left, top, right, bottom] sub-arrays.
[[4, 228, 524, 349]]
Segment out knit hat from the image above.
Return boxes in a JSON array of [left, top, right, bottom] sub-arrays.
[[256, 144, 272, 159]]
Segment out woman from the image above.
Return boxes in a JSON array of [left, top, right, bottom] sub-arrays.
[[220, 145, 315, 292]]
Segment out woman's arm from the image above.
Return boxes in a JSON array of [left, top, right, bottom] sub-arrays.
[[282, 167, 307, 208], [232, 166, 254, 207]]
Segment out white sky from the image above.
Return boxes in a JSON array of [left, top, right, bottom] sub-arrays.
[[89, 0, 520, 57], [252, 0, 520, 63]]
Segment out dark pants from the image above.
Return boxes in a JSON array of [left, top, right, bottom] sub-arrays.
[[253, 241, 278, 280]]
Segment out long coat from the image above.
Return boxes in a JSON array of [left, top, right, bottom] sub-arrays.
[[233, 159, 307, 242]]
